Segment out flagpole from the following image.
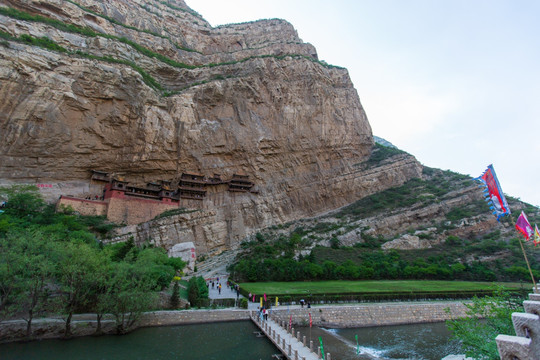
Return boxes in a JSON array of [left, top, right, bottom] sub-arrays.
[[309, 312, 312, 344], [476, 165, 537, 293], [510, 215, 538, 293]]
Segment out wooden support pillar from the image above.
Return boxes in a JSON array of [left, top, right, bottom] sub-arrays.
[[295, 349, 298, 360], [297, 331, 300, 340], [303, 335, 306, 346], [327, 353, 331, 360], [288, 344, 292, 356], [310, 340, 313, 352]]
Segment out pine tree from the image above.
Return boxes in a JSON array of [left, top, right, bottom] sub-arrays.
[[170, 280, 180, 309]]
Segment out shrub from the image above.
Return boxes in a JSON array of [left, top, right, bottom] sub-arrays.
[[329, 237, 340, 249], [239, 298, 248, 309]]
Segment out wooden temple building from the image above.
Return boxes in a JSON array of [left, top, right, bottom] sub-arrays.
[[57, 170, 259, 225]]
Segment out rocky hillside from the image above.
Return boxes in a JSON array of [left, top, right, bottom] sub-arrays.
[[0, 0, 425, 252], [3, 0, 536, 262], [229, 163, 540, 283]]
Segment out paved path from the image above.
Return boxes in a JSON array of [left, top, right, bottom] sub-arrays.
[[251, 314, 320, 360], [206, 275, 242, 300]]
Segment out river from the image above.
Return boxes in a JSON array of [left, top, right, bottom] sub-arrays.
[[0, 320, 460, 359]]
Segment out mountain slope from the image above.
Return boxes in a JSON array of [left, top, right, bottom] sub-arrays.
[[0, 0, 423, 251]]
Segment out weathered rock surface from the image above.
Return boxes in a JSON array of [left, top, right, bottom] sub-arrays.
[[382, 234, 438, 250], [0, 0, 424, 253], [168, 241, 196, 271]]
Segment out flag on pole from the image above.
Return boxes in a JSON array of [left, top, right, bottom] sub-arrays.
[[319, 337, 326, 360], [309, 312, 312, 328], [289, 314, 292, 330], [534, 224, 540, 246], [275, 296, 279, 307], [260, 297, 263, 308], [355, 334, 359, 355], [475, 164, 511, 221], [264, 293, 267, 302], [515, 211, 533, 240]]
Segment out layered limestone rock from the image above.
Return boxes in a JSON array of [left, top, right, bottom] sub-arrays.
[[0, 0, 423, 253], [381, 234, 441, 251]]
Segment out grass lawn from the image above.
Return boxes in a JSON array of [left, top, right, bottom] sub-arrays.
[[239, 280, 526, 295]]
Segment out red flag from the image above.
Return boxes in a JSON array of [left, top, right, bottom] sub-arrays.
[[516, 211, 533, 240], [264, 293, 267, 302], [289, 314, 292, 330], [309, 313, 312, 328], [475, 165, 511, 221]]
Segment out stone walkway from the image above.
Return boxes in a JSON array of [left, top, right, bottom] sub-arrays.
[[251, 314, 320, 360], [206, 275, 241, 300]]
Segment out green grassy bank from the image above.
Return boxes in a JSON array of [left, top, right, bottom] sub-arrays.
[[239, 280, 526, 295]]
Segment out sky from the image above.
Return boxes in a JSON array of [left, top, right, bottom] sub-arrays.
[[186, 0, 540, 207]]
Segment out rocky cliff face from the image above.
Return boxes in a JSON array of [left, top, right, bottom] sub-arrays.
[[0, 0, 423, 253]]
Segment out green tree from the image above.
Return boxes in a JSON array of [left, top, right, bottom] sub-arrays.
[[187, 276, 208, 307], [135, 247, 175, 290], [85, 257, 113, 335], [103, 262, 157, 334], [0, 185, 45, 218], [446, 287, 525, 359], [10, 230, 56, 339], [187, 276, 200, 307], [0, 233, 25, 320], [170, 280, 180, 309], [55, 242, 105, 337]]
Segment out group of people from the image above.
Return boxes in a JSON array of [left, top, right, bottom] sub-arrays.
[[300, 299, 311, 308], [208, 277, 240, 298], [258, 306, 269, 321]]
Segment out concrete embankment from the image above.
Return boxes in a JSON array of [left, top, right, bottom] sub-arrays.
[[271, 301, 469, 328], [0, 301, 468, 343]]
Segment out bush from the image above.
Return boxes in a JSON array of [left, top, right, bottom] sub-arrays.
[[446, 288, 525, 359], [239, 298, 248, 309]]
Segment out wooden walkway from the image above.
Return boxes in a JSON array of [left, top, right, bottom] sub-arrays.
[[250, 312, 330, 360]]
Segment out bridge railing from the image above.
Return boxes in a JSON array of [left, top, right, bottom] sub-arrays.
[[496, 285, 540, 359]]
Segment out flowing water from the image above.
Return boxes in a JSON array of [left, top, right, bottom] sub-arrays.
[[297, 321, 461, 360], [0, 320, 460, 359]]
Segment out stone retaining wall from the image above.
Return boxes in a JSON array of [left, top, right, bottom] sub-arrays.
[[57, 196, 108, 216], [0, 302, 469, 343], [138, 309, 250, 327], [270, 302, 469, 328]]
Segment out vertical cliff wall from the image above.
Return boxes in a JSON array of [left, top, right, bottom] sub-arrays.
[[0, 0, 423, 252]]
